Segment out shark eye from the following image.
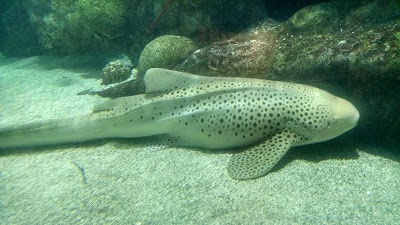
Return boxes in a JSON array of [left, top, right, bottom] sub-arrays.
[[327, 122, 331, 128]]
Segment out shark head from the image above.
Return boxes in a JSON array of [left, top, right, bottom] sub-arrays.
[[315, 96, 359, 141], [299, 93, 360, 145]]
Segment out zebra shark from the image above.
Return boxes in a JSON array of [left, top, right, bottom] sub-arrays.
[[0, 68, 359, 179]]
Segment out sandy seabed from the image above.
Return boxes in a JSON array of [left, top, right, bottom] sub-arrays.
[[0, 55, 399, 224]]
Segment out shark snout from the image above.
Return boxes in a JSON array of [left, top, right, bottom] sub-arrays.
[[307, 96, 360, 144], [333, 97, 360, 130]]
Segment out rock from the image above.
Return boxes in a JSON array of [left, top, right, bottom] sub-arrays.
[[76, 0, 128, 40], [137, 35, 197, 78], [395, 32, 400, 47], [286, 3, 341, 34], [102, 60, 131, 85], [345, 0, 400, 27], [175, 20, 280, 79], [35, 11, 99, 55], [0, 0, 268, 60]]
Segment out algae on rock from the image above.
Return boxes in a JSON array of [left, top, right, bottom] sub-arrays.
[[286, 3, 341, 34], [137, 35, 197, 78], [76, 0, 128, 39], [102, 60, 132, 85]]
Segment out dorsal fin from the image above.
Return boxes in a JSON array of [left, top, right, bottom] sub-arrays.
[[143, 68, 217, 93], [142, 68, 290, 100]]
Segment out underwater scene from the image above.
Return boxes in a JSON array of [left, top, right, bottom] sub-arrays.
[[0, 0, 399, 224]]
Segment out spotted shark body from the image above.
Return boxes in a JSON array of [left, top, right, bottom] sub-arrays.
[[0, 68, 359, 179]]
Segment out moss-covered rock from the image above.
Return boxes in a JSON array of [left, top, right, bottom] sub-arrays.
[[0, 0, 267, 60], [395, 32, 400, 47], [175, 20, 280, 79], [76, 0, 128, 39], [137, 35, 197, 78], [35, 4, 99, 55], [102, 60, 131, 85], [151, 0, 267, 35], [287, 3, 341, 34], [345, 0, 400, 27]]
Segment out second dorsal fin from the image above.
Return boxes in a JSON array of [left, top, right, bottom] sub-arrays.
[[143, 68, 216, 93]]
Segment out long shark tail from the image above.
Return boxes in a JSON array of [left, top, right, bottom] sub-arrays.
[[0, 115, 114, 149]]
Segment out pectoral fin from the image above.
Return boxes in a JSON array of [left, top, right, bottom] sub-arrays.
[[228, 131, 302, 180]]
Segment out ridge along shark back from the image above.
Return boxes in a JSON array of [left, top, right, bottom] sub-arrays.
[[0, 68, 359, 180]]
